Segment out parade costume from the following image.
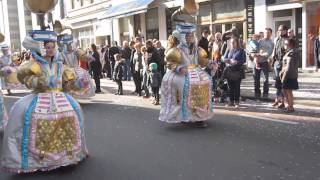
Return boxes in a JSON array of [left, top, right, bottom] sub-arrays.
[[0, 45, 23, 91], [1, 1, 88, 173], [159, 1, 216, 123], [0, 39, 10, 131], [0, 89, 8, 131], [59, 35, 96, 99]]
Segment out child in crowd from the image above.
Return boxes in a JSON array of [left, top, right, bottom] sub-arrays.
[[148, 63, 161, 105], [113, 54, 124, 95], [248, 34, 261, 69]]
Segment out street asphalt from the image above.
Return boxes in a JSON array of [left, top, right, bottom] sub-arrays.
[[0, 89, 319, 180]]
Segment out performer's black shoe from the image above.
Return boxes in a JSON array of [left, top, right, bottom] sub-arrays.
[[195, 121, 208, 128]]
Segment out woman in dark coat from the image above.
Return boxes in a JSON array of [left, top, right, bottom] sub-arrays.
[[280, 38, 299, 113], [223, 37, 246, 108]]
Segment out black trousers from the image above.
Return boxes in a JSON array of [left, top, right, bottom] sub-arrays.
[[133, 71, 142, 94], [151, 87, 160, 102], [93, 72, 101, 92], [116, 79, 123, 94], [227, 79, 241, 103]]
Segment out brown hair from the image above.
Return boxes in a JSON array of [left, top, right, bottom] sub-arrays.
[[231, 37, 241, 49]]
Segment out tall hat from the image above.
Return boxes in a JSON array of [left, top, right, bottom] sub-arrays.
[[22, 0, 59, 54], [171, 0, 198, 45]]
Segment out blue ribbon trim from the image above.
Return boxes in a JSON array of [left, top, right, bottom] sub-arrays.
[[65, 93, 84, 133], [21, 95, 38, 169], [181, 74, 189, 121]]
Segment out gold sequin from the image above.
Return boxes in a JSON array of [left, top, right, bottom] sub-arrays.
[[189, 84, 210, 110], [35, 117, 77, 158]]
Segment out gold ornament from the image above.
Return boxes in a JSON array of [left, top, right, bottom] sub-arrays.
[[35, 117, 77, 157], [24, 0, 58, 14], [190, 84, 210, 110], [198, 47, 208, 68], [0, 33, 4, 43], [63, 66, 76, 81], [165, 47, 182, 65], [182, 0, 198, 15]]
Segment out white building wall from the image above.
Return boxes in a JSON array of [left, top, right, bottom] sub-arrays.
[[0, 0, 11, 46], [112, 18, 120, 44], [140, 13, 146, 43], [158, 5, 167, 44]]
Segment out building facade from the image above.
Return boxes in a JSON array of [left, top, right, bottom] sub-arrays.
[[255, 0, 320, 70]]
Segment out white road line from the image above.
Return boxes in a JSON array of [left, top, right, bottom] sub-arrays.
[[239, 114, 299, 125]]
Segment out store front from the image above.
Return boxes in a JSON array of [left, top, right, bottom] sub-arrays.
[[196, 0, 249, 42], [305, 1, 320, 68]]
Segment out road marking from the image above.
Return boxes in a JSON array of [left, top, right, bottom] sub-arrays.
[[239, 114, 299, 125]]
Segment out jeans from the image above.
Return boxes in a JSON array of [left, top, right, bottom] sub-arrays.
[[227, 79, 241, 103], [142, 71, 150, 96], [253, 62, 269, 96], [133, 70, 142, 95], [123, 59, 131, 81], [274, 61, 283, 98]]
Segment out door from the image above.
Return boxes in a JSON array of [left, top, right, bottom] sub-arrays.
[[274, 16, 294, 35]]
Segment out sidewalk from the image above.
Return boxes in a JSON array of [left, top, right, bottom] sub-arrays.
[[241, 70, 320, 107]]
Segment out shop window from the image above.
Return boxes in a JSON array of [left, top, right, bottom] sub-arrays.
[[146, 8, 159, 40], [166, 7, 179, 38], [213, 24, 222, 34], [273, 9, 292, 18], [134, 14, 141, 37], [198, 2, 211, 25], [306, 2, 320, 67]]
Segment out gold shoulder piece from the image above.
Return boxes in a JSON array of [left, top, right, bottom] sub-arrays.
[[63, 65, 76, 81], [165, 47, 182, 70], [17, 60, 41, 83], [198, 47, 208, 68]]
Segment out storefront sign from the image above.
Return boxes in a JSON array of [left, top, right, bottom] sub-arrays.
[[246, 0, 254, 40]]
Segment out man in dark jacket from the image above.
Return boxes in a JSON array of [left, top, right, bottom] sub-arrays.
[[102, 45, 112, 79], [90, 43, 102, 93], [109, 41, 120, 78], [198, 29, 209, 54], [272, 25, 288, 108]]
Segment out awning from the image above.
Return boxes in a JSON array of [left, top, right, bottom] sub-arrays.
[[100, 0, 155, 19]]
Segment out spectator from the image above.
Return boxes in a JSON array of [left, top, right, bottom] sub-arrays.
[[148, 63, 161, 105], [253, 28, 274, 98], [198, 29, 210, 54], [132, 43, 144, 96], [211, 32, 227, 103], [314, 27, 320, 72], [90, 44, 102, 93], [287, 29, 299, 49], [155, 41, 166, 77], [207, 33, 215, 59], [280, 38, 299, 113], [121, 41, 132, 81], [223, 37, 246, 108], [113, 54, 124, 95], [109, 41, 120, 78], [272, 25, 288, 109], [102, 45, 111, 79], [129, 41, 137, 93], [141, 45, 150, 98]]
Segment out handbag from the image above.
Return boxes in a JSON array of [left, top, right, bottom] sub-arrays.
[[225, 67, 241, 81]]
